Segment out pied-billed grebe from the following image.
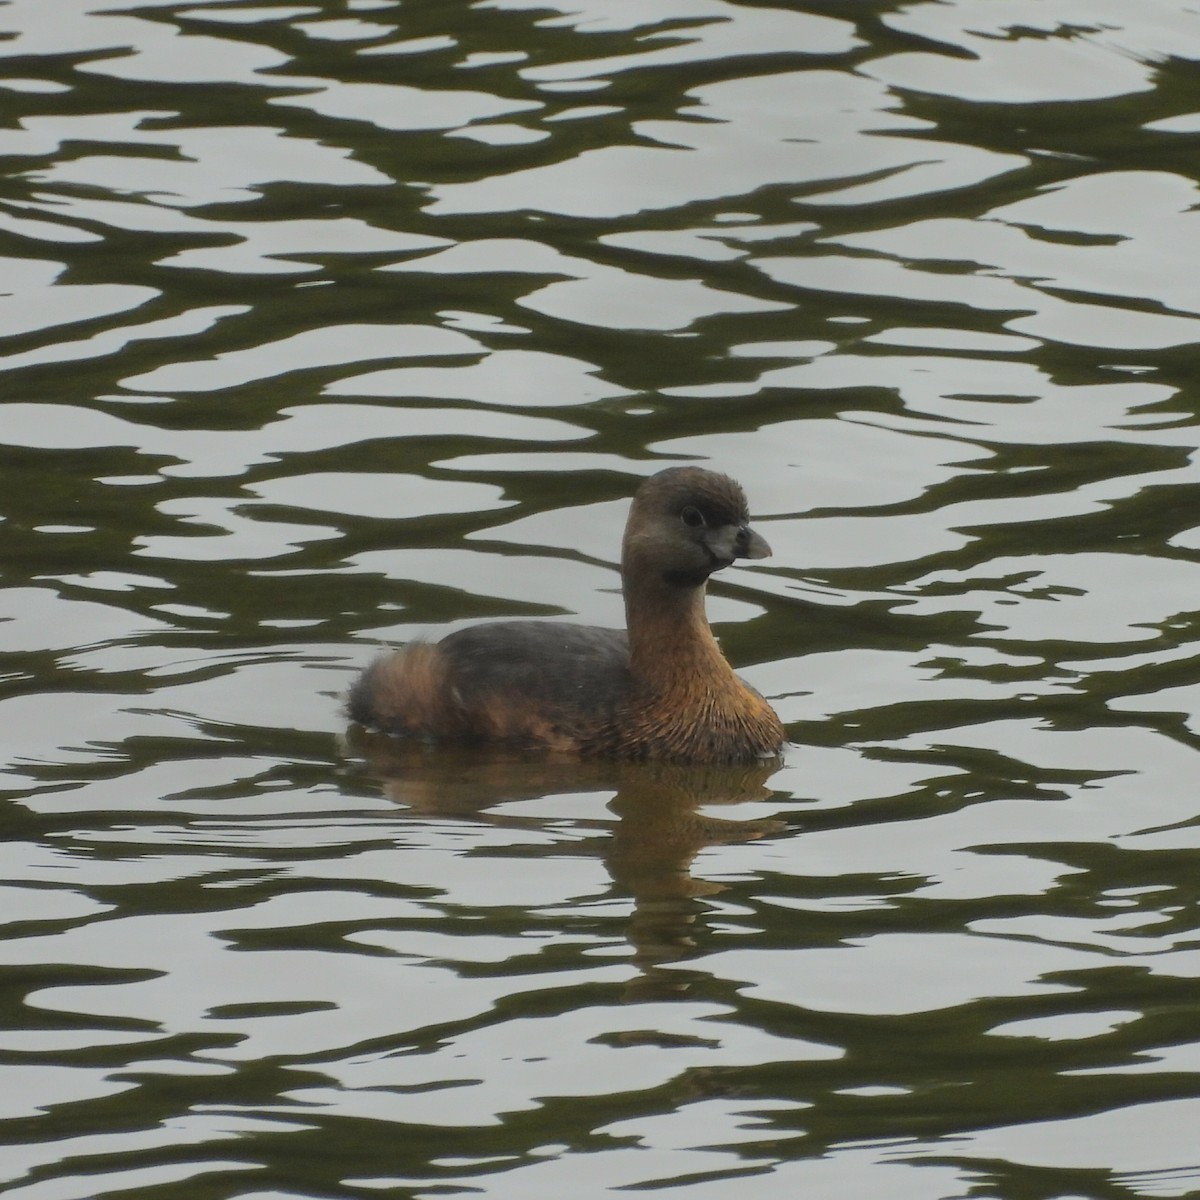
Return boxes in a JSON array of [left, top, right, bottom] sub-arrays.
[[348, 466, 785, 763]]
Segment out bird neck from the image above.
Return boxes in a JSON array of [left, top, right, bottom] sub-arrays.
[[623, 570, 734, 693]]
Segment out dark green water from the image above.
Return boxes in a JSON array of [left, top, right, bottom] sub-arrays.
[[4, 1, 1200, 1197]]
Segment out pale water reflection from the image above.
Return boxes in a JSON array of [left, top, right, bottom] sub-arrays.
[[3, 0, 1200, 1197]]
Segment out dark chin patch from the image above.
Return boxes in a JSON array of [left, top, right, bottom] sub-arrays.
[[661, 566, 712, 588]]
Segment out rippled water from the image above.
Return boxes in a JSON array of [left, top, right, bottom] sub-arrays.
[[5, 1, 1200, 1196]]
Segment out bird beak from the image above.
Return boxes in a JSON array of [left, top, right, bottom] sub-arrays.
[[707, 523, 772, 566], [739, 525, 771, 560]]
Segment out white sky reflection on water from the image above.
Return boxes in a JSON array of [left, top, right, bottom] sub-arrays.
[[3, 0, 1200, 1197]]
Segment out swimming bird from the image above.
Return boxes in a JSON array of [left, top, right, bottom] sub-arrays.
[[348, 466, 784, 763]]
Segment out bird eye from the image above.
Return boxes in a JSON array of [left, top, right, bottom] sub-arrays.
[[681, 506, 706, 529]]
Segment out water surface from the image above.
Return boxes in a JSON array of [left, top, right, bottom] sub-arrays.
[[4, 1, 1200, 1197]]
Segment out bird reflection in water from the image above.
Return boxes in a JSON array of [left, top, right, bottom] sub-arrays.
[[345, 727, 785, 1000]]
